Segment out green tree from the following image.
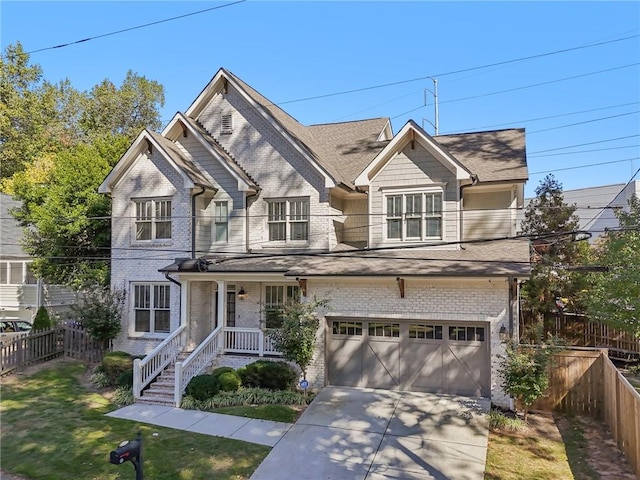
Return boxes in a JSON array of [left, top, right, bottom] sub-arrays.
[[499, 341, 557, 422], [4, 137, 129, 288], [268, 298, 329, 382], [80, 70, 164, 141], [520, 175, 587, 324], [31, 305, 52, 331], [71, 286, 125, 352], [584, 195, 640, 336]]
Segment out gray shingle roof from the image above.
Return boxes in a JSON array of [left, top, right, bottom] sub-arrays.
[[434, 129, 528, 182], [162, 239, 531, 278], [1, 194, 27, 257], [148, 131, 217, 189]]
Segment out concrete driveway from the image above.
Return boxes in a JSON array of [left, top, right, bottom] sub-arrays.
[[250, 386, 490, 480]]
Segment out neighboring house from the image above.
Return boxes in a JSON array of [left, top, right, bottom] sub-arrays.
[[99, 68, 530, 408], [518, 181, 640, 242], [0, 194, 76, 323]]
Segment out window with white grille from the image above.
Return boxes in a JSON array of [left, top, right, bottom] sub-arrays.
[[384, 190, 443, 241], [267, 198, 309, 242], [134, 198, 171, 242], [133, 283, 171, 334]]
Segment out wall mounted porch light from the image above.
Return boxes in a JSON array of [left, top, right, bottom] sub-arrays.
[[237, 287, 247, 300], [499, 324, 508, 342]]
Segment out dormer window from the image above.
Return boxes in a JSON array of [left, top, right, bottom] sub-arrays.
[[221, 113, 233, 134]]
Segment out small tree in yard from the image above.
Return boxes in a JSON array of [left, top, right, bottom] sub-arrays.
[[71, 286, 124, 352], [498, 340, 558, 422], [268, 297, 329, 383], [31, 305, 52, 331]]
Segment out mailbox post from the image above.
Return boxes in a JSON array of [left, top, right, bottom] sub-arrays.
[[110, 431, 143, 480]]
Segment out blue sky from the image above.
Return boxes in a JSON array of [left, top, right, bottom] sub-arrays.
[[2, 1, 639, 198]]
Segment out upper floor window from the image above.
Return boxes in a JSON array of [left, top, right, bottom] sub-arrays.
[[385, 190, 442, 241], [0, 261, 37, 285], [221, 113, 233, 134], [267, 198, 309, 242], [214, 201, 228, 243], [133, 283, 171, 334], [264, 284, 300, 328], [134, 198, 171, 242]]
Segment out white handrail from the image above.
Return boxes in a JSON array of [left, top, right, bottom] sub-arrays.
[[133, 325, 187, 399], [223, 327, 282, 356], [174, 325, 223, 406]]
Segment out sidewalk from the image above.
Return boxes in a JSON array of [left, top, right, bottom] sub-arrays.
[[106, 403, 293, 447]]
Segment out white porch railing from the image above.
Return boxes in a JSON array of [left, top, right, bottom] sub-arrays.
[[133, 325, 187, 399], [174, 325, 224, 407], [223, 327, 282, 357]]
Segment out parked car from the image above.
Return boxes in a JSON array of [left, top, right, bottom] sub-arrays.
[[0, 321, 33, 343]]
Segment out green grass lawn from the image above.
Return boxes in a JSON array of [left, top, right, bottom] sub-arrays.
[[212, 404, 300, 423], [0, 359, 270, 480]]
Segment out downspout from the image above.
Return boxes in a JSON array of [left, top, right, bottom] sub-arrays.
[[191, 186, 207, 258], [165, 271, 182, 325], [459, 174, 479, 249]]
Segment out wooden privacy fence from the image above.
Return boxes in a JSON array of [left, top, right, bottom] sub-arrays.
[[530, 348, 640, 479], [1, 324, 102, 376]]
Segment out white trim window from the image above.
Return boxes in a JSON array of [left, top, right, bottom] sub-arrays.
[[267, 198, 309, 242], [134, 198, 172, 242], [0, 261, 37, 285], [214, 201, 228, 243], [132, 283, 171, 334], [264, 284, 300, 328], [385, 190, 443, 241]]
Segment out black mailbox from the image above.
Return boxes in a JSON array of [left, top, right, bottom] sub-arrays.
[[110, 439, 140, 465]]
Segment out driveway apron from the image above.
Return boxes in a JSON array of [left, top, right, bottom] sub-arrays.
[[249, 386, 490, 480]]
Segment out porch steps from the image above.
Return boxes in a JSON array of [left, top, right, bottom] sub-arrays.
[[136, 351, 192, 407]]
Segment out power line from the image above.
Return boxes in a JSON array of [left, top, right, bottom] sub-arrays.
[[528, 145, 639, 158], [527, 111, 639, 134], [529, 157, 639, 175], [276, 34, 640, 106], [528, 135, 640, 154], [22, 1, 247, 55]]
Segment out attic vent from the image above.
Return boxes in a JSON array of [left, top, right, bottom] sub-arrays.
[[221, 113, 233, 134]]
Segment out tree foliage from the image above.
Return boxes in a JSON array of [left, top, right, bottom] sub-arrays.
[[1, 42, 165, 287], [583, 195, 640, 336], [520, 174, 588, 319], [71, 286, 125, 351], [499, 341, 558, 422], [32, 305, 52, 331], [268, 298, 329, 380]]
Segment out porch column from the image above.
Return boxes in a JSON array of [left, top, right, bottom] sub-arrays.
[[216, 280, 226, 352], [180, 279, 189, 327], [216, 281, 226, 326]]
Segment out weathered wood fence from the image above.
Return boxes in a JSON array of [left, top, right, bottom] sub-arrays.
[[521, 312, 640, 360], [1, 324, 102, 376], [530, 348, 640, 479]]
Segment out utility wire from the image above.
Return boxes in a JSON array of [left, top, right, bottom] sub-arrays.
[[23, 1, 247, 55], [529, 157, 639, 175]]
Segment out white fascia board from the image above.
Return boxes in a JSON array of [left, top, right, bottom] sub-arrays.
[[183, 69, 226, 120], [355, 123, 471, 187], [171, 113, 254, 193], [98, 130, 195, 194]]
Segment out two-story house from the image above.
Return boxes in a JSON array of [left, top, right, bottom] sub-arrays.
[[0, 193, 76, 325], [99, 68, 530, 408]]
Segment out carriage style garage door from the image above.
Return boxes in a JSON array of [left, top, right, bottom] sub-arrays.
[[327, 319, 490, 397]]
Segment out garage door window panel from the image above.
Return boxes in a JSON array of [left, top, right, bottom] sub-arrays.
[[409, 324, 443, 340], [368, 322, 400, 338], [448, 325, 485, 342], [332, 321, 363, 336]]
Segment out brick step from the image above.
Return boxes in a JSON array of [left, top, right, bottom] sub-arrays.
[[137, 395, 175, 406]]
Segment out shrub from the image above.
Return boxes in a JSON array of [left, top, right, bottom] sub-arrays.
[[218, 371, 241, 392], [116, 370, 134, 388], [488, 410, 527, 432], [237, 360, 297, 391], [628, 364, 640, 375], [32, 306, 52, 331], [90, 370, 110, 388], [181, 387, 312, 410], [102, 351, 134, 385], [185, 374, 220, 400], [211, 366, 235, 378], [112, 386, 134, 406]]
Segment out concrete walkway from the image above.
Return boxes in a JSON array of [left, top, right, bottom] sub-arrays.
[[250, 386, 490, 480], [106, 403, 292, 447]]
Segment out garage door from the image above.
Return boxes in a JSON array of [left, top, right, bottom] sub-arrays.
[[328, 319, 490, 397]]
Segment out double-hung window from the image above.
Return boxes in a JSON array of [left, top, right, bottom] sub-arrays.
[[267, 198, 309, 242], [264, 285, 300, 328], [385, 190, 443, 241], [133, 283, 171, 334], [214, 201, 228, 243], [135, 198, 171, 241]]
